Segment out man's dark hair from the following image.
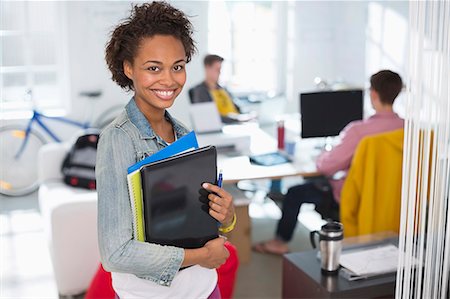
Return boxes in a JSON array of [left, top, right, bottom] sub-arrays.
[[204, 54, 224, 67], [370, 70, 403, 105], [105, 1, 196, 91]]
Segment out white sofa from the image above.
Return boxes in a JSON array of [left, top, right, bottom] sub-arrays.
[[38, 143, 100, 296]]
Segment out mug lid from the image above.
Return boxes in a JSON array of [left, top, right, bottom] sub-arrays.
[[321, 221, 343, 233]]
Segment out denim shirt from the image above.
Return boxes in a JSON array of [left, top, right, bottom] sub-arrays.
[[96, 98, 190, 287]]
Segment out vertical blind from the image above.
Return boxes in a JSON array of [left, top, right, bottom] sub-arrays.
[[396, 1, 450, 298]]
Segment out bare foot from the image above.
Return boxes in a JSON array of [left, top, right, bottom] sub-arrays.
[[252, 239, 290, 255]]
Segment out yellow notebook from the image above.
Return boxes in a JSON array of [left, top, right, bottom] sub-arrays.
[[127, 171, 145, 241]]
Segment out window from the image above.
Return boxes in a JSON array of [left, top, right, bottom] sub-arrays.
[[0, 1, 68, 117], [365, 2, 408, 117], [208, 1, 281, 94]]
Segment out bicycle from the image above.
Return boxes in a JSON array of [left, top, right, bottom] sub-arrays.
[[0, 90, 123, 196]]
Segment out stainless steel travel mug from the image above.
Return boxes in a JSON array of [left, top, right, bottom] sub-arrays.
[[310, 221, 343, 274]]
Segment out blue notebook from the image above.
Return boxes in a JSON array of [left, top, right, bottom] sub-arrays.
[[128, 131, 199, 174]]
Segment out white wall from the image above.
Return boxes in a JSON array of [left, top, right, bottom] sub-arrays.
[[286, 1, 367, 113], [167, 1, 209, 128], [63, 1, 208, 134], [286, 1, 408, 117], [64, 1, 130, 123], [365, 1, 409, 117]]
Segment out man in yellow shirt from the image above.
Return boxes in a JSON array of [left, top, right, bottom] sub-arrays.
[[189, 54, 241, 121]]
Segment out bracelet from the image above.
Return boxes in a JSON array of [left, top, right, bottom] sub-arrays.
[[219, 213, 237, 233]]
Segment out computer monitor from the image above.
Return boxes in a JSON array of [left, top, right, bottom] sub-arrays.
[[300, 89, 363, 138]]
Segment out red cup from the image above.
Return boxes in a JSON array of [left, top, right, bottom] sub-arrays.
[[277, 120, 285, 150]]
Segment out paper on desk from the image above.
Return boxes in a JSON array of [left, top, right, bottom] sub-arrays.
[[340, 244, 400, 277]]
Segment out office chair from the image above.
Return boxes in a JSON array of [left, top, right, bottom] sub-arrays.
[[308, 176, 340, 222], [188, 88, 195, 104]]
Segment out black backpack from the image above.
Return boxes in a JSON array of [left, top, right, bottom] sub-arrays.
[[61, 132, 99, 190]]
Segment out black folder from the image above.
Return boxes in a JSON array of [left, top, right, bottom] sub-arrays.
[[140, 146, 219, 249]]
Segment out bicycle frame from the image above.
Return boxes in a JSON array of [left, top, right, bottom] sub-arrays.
[[14, 109, 90, 159]]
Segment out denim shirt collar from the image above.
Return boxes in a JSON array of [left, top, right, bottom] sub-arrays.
[[125, 97, 187, 144]]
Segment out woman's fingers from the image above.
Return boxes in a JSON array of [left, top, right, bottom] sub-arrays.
[[202, 183, 231, 199], [202, 182, 235, 226], [209, 208, 226, 222], [209, 201, 225, 213], [209, 200, 233, 225], [208, 193, 230, 208]]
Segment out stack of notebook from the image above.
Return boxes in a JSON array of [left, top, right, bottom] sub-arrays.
[[126, 131, 219, 248]]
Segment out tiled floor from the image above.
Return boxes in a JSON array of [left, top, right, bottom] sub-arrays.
[[1, 192, 59, 298], [0, 187, 324, 299]]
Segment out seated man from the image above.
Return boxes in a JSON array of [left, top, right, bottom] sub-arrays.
[[253, 70, 405, 255], [189, 54, 242, 122]]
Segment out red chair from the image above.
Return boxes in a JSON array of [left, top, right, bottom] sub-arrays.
[[218, 242, 239, 299], [85, 241, 239, 299], [84, 264, 115, 299]]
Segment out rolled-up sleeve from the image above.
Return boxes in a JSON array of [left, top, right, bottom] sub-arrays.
[[96, 127, 184, 286]]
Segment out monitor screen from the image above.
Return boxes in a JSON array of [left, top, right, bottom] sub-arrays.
[[300, 89, 363, 138]]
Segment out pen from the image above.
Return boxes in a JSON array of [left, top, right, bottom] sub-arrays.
[[218, 169, 223, 188], [215, 170, 224, 229]]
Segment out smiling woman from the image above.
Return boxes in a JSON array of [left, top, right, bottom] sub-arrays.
[[123, 35, 186, 122], [122, 35, 187, 142], [97, 2, 235, 299]]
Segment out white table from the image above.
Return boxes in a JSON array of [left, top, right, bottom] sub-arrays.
[[200, 122, 321, 183], [197, 122, 323, 263]]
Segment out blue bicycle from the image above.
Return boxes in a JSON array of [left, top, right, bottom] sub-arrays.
[[0, 91, 122, 196]]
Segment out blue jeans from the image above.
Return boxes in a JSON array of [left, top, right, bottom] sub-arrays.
[[275, 181, 331, 242]]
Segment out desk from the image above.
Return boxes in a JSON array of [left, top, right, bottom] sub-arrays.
[[221, 184, 252, 263], [201, 123, 321, 183], [282, 233, 398, 298], [220, 155, 320, 183], [198, 123, 322, 263]]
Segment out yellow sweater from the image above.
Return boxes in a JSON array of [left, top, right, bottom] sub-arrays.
[[210, 89, 238, 116], [340, 129, 404, 237]]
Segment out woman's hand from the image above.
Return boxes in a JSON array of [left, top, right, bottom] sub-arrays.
[[182, 237, 229, 268], [202, 183, 235, 227], [198, 237, 229, 269]]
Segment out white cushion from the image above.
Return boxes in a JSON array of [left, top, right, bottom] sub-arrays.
[[38, 142, 101, 296], [38, 143, 70, 182]]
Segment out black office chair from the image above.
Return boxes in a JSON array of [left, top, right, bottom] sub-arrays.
[[188, 88, 195, 104], [268, 176, 340, 221], [310, 176, 340, 222]]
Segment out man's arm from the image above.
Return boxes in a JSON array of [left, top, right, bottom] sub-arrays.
[[316, 123, 361, 176]]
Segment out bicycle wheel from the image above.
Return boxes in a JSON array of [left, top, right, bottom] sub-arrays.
[[93, 104, 124, 130], [0, 125, 47, 196]]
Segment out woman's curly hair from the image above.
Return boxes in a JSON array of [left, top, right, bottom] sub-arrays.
[[105, 1, 196, 91]]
